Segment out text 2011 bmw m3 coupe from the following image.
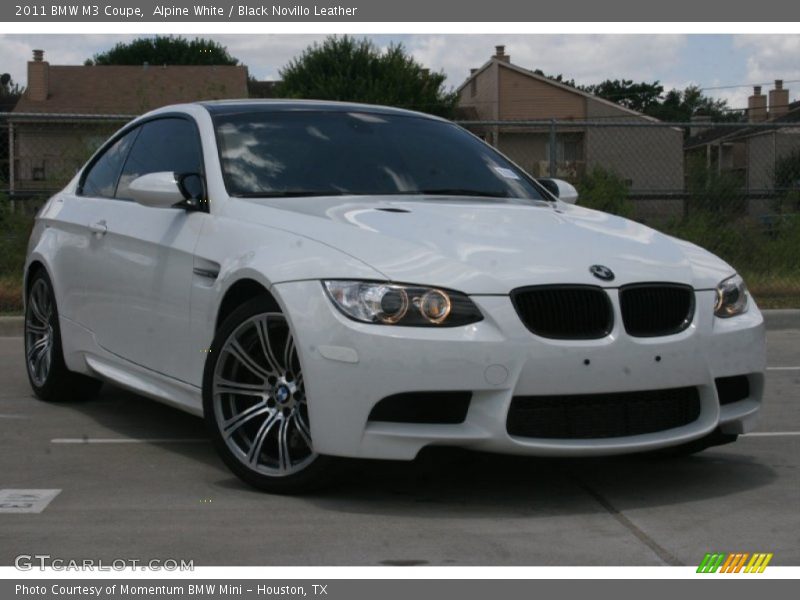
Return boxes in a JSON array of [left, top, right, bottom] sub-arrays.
[[24, 100, 766, 492]]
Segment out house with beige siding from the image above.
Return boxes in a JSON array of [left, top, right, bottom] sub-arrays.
[[457, 46, 685, 193], [684, 82, 800, 194], [8, 49, 248, 194]]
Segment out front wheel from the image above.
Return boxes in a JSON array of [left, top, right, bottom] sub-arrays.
[[203, 298, 336, 493]]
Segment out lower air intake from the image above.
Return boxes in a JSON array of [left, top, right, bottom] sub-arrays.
[[507, 387, 701, 439]]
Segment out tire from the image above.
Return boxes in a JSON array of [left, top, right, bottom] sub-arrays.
[[203, 297, 336, 494], [24, 269, 103, 402]]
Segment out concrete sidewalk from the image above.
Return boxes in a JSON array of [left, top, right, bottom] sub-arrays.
[[2, 309, 799, 336]]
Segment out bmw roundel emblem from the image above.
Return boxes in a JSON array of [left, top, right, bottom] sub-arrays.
[[589, 264, 615, 281], [275, 385, 290, 404]]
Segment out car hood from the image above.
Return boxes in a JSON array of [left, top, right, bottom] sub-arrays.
[[236, 196, 734, 294]]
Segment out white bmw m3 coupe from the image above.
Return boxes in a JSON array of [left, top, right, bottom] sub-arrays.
[[24, 100, 766, 492]]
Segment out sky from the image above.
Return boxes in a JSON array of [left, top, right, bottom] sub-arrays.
[[1, 34, 799, 111]]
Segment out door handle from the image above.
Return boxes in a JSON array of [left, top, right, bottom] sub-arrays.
[[88, 220, 107, 236]]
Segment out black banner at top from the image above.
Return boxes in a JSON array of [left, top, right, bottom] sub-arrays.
[[3, 0, 800, 22]]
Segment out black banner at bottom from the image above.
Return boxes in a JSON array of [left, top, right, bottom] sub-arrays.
[[4, 579, 796, 600]]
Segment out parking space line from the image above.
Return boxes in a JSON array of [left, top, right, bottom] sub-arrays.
[[578, 482, 682, 566], [51, 438, 207, 444], [742, 432, 800, 437], [0, 414, 30, 419], [767, 366, 800, 371]]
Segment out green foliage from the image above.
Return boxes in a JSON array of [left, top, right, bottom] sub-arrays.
[[534, 74, 739, 122], [0, 73, 23, 111], [684, 154, 746, 218], [0, 195, 31, 276], [88, 36, 239, 66], [646, 86, 741, 123], [576, 166, 634, 218], [662, 212, 800, 305], [276, 36, 457, 118], [583, 79, 665, 114], [0, 191, 33, 313], [532, 70, 577, 88], [775, 148, 800, 192]]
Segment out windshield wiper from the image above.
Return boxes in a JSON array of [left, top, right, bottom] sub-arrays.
[[233, 190, 346, 198]]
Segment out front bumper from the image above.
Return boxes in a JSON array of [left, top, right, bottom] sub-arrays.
[[274, 281, 766, 460]]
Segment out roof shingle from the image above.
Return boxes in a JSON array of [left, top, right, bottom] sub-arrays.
[[14, 64, 249, 115]]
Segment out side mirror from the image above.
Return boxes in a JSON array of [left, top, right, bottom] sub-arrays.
[[127, 172, 185, 208], [538, 178, 579, 205]]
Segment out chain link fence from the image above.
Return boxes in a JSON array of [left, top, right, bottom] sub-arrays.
[[0, 112, 133, 208], [0, 113, 133, 311], [1, 113, 799, 307]]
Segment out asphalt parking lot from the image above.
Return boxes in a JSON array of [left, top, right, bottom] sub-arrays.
[[1, 330, 798, 566]]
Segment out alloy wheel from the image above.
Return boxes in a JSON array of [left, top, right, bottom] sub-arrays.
[[212, 313, 316, 477], [25, 278, 55, 387]]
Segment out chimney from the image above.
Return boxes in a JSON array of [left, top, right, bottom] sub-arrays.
[[27, 49, 49, 102], [690, 114, 712, 137], [748, 86, 767, 123], [470, 68, 478, 75], [494, 45, 510, 63], [769, 79, 789, 120]]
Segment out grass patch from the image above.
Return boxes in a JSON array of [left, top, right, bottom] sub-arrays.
[[662, 212, 800, 308]]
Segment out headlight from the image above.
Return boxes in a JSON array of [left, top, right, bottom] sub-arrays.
[[714, 274, 749, 318], [323, 281, 483, 327]]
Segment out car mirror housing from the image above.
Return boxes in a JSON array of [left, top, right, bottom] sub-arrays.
[[537, 178, 579, 205], [127, 172, 186, 209]]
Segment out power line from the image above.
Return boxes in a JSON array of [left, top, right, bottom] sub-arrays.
[[699, 79, 800, 92]]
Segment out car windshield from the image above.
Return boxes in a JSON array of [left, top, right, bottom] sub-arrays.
[[212, 110, 548, 202]]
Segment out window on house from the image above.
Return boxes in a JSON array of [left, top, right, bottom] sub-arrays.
[[545, 139, 583, 162], [32, 160, 45, 181], [563, 140, 580, 162], [470, 78, 477, 98]]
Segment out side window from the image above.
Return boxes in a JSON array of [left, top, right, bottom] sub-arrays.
[[116, 118, 203, 200], [80, 128, 139, 198]]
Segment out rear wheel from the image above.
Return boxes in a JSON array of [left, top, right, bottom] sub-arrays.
[[203, 298, 336, 493], [25, 270, 103, 402]]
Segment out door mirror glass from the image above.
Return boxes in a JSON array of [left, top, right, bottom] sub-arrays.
[[178, 173, 206, 203]]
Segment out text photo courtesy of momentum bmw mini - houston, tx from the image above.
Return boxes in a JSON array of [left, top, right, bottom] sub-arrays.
[[0, 23, 799, 582]]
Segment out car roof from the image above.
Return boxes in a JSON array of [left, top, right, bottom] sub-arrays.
[[198, 99, 446, 121]]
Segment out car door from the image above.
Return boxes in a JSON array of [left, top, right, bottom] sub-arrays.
[[85, 116, 206, 383], [49, 127, 142, 330]]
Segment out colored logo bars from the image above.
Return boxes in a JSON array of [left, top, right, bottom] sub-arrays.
[[697, 552, 773, 573]]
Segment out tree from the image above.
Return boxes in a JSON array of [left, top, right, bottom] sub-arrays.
[[524, 72, 740, 122], [276, 36, 457, 118], [86, 36, 239, 66], [583, 79, 665, 114], [646, 86, 741, 123], [532, 69, 576, 88], [0, 73, 23, 112]]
